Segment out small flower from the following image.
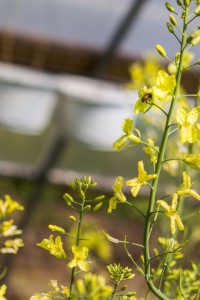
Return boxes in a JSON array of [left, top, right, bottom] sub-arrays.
[[1, 238, 24, 254], [108, 176, 126, 213], [0, 219, 22, 236], [183, 154, 200, 169], [134, 86, 153, 114], [176, 107, 200, 143], [126, 161, 157, 197], [0, 195, 24, 219], [157, 193, 184, 235], [143, 138, 159, 164], [37, 235, 66, 260], [113, 118, 141, 151], [68, 245, 89, 271], [152, 70, 176, 101], [177, 171, 200, 201]]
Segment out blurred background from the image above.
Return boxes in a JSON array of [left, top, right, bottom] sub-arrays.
[[0, 0, 199, 299]]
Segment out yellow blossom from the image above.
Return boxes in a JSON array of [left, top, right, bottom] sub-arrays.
[[126, 161, 157, 197], [176, 107, 200, 143], [108, 176, 126, 213], [68, 245, 89, 271], [177, 171, 200, 201], [113, 118, 141, 151], [153, 70, 176, 101], [37, 235, 66, 260], [143, 138, 159, 164], [134, 86, 153, 115], [157, 193, 184, 235]]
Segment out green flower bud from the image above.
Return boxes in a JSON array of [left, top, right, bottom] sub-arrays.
[[119, 285, 127, 291], [69, 215, 77, 222], [94, 195, 105, 202], [126, 292, 137, 297], [93, 202, 103, 211], [195, 6, 200, 16], [83, 205, 91, 212], [187, 34, 194, 44], [169, 14, 177, 26], [183, 0, 191, 6], [155, 44, 167, 57], [63, 193, 74, 206], [165, 2, 175, 12], [167, 22, 174, 33], [177, 0, 182, 6]]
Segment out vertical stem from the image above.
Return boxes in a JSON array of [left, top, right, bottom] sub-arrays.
[[143, 5, 189, 300], [69, 196, 85, 298]]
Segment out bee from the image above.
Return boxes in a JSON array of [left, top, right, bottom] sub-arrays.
[[141, 93, 152, 103]]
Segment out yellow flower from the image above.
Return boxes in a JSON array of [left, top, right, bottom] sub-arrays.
[[153, 70, 176, 101], [134, 86, 153, 115], [1, 238, 24, 254], [126, 161, 157, 197], [176, 107, 200, 143], [113, 118, 141, 151], [183, 153, 200, 169], [37, 235, 66, 260], [177, 171, 200, 201], [68, 245, 89, 271], [108, 176, 126, 213], [157, 193, 184, 235], [143, 138, 159, 164]]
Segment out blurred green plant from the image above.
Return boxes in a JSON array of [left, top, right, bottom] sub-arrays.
[[30, 1, 200, 299]]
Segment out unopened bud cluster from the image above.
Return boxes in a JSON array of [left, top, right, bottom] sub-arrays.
[[107, 263, 134, 283]]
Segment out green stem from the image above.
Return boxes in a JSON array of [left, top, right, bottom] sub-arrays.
[[143, 5, 189, 300], [69, 195, 85, 298], [110, 282, 118, 300]]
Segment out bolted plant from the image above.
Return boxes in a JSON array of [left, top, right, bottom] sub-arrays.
[[30, 1, 200, 299]]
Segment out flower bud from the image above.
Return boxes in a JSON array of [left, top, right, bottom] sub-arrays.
[[93, 202, 103, 211], [169, 14, 177, 26], [191, 36, 200, 46], [83, 205, 91, 212], [69, 215, 76, 222], [167, 22, 174, 33], [165, 2, 175, 12], [155, 44, 167, 57], [183, 0, 191, 6], [63, 193, 74, 206], [176, 0, 182, 6], [195, 6, 200, 16], [187, 34, 194, 44], [94, 195, 105, 202]]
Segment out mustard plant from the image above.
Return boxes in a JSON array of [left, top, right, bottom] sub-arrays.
[[0, 195, 24, 299], [30, 0, 200, 299]]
